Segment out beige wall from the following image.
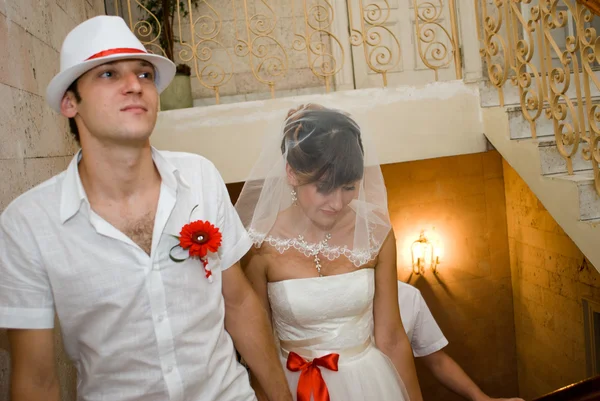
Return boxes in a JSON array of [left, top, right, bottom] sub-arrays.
[[503, 161, 600, 400], [382, 151, 519, 400], [152, 80, 486, 184], [0, 1, 105, 399]]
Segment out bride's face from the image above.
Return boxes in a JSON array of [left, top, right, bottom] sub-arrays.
[[296, 181, 359, 229]]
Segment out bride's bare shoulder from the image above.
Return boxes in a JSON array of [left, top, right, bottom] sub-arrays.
[[264, 207, 297, 238]]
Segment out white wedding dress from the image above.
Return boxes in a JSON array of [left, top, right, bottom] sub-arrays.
[[267, 268, 409, 401]]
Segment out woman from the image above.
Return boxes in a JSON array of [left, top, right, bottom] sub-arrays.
[[235, 104, 423, 401]]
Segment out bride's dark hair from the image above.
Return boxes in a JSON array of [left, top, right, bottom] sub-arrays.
[[281, 106, 364, 193]]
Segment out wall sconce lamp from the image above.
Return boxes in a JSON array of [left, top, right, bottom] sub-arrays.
[[411, 230, 440, 275]]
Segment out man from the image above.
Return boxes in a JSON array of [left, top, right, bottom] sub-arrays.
[[398, 281, 524, 401], [0, 16, 292, 401]]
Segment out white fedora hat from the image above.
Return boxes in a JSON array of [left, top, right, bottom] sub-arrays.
[[46, 15, 176, 112]]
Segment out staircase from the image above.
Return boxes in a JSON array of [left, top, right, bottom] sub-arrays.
[[475, 0, 600, 274], [479, 83, 600, 275]]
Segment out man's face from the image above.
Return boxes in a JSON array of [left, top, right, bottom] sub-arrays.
[[62, 59, 159, 145]]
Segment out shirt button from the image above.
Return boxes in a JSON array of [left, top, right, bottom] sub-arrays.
[[157, 315, 164, 322], [167, 365, 174, 374], [153, 263, 160, 271]]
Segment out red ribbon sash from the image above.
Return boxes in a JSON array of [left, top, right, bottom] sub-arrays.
[[86, 48, 147, 61], [286, 351, 340, 401]]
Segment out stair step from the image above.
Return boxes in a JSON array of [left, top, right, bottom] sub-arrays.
[[538, 137, 591, 175], [480, 70, 600, 108], [548, 170, 600, 221], [479, 80, 520, 108], [506, 103, 600, 142], [484, 102, 600, 271], [507, 106, 555, 140]]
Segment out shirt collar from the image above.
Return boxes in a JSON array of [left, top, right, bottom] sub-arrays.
[[59, 147, 189, 224], [151, 147, 190, 191]]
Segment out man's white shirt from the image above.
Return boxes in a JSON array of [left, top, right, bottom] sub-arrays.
[[398, 281, 449, 357], [0, 149, 256, 401]]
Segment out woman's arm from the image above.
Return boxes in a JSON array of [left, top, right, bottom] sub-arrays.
[[373, 231, 424, 401], [238, 249, 281, 401]]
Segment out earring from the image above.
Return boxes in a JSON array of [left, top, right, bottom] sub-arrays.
[[291, 189, 298, 205]]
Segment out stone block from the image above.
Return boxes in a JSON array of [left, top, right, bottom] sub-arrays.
[[276, 67, 322, 91], [0, 14, 37, 94], [192, 72, 237, 98], [539, 209, 561, 233], [542, 289, 582, 324], [577, 281, 600, 304], [5, 86, 76, 159], [549, 271, 579, 301], [56, 0, 86, 24], [12, 89, 44, 156], [538, 136, 589, 175], [544, 250, 560, 273], [0, 158, 26, 211], [521, 281, 544, 305], [544, 231, 583, 259], [517, 225, 546, 249], [521, 263, 550, 289], [519, 243, 545, 269], [0, 156, 72, 210], [92, 0, 106, 16], [5, 0, 52, 46], [578, 258, 600, 287], [31, 34, 59, 97], [50, 2, 77, 52], [0, 83, 23, 159]]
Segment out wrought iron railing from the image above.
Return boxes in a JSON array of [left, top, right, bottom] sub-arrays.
[[414, 0, 462, 81], [107, 0, 462, 102], [476, 0, 600, 195]]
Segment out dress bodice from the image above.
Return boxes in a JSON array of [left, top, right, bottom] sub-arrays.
[[267, 269, 374, 355]]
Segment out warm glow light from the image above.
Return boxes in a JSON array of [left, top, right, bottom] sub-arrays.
[[411, 230, 441, 275]]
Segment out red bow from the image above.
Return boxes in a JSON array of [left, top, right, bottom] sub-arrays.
[[286, 351, 339, 401]]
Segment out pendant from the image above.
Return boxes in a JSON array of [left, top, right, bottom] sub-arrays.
[[298, 233, 331, 277], [315, 254, 323, 277]]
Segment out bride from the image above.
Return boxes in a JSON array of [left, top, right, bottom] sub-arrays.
[[235, 104, 423, 401]]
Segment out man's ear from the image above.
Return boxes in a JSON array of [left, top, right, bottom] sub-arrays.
[[60, 91, 78, 118], [286, 163, 299, 187]]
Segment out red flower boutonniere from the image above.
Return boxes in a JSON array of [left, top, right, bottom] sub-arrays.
[[170, 206, 222, 283]]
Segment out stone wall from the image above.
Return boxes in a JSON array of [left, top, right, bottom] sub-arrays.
[[383, 151, 519, 400], [0, 1, 105, 399], [504, 161, 600, 400]]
